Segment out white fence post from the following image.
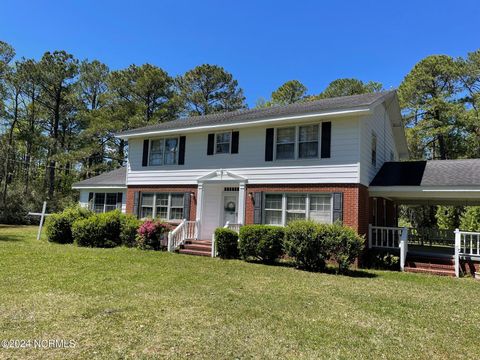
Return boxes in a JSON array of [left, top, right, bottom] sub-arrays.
[[211, 232, 216, 258], [368, 224, 372, 249], [167, 231, 173, 252], [454, 228, 461, 278], [399, 227, 408, 272]]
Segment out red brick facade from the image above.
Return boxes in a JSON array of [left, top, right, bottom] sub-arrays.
[[244, 184, 371, 235], [126, 185, 198, 221], [125, 183, 399, 238]]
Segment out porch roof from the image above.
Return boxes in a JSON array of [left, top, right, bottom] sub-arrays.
[[369, 160, 480, 205]]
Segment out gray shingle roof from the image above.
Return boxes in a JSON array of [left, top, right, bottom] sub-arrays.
[[370, 160, 480, 187], [117, 91, 395, 137], [72, 167, 126, 188]]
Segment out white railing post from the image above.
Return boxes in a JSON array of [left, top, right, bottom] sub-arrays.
[[454, 228, 461, 278], [224, 221, 230, 228], [399, 227, 408, 272], [167, 231, 173, 252], [211, 232, 216, 257], [368, 224, 372, 249]]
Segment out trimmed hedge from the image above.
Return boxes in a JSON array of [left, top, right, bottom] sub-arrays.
[[285, 220, 364, 273], [284, 220, 329, 271], [239, 225, 285, 263], [120, 214, 141, 247], [72, 210, 123, 248], [214, 228, 239, 259], [46, 206, 92, 244]]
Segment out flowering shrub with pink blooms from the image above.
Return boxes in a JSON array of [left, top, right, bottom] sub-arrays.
[[136, 219, 172, 250]]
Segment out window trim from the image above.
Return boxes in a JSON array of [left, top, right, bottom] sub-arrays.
[[263, 192, 333, 226], [140, 192, 185, 221], [148, 136, 180, 166], [273, 123, 321, 161], [90, 192, 122, 213], [214, 131, 232, 155]]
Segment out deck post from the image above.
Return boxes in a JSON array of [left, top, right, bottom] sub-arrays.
[[167, 231, 173, 252], [454, 229, 460, 278], [211, 232, 216, 258], [399, 227, 408, 272], [368, 224, 372, 249]]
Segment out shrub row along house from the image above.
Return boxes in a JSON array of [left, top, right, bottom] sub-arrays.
[[72, 91, 480, 276]]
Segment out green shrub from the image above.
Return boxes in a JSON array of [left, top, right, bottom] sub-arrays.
[[72, 210, 123, 248], [460, 206, 480, 231], [121, 214, 141, 247], [136, 219, 171, 250], [239, 225, 285, 263], [214, 228, 239, 259], [284, 220, 328, 271], [324, 223, 364, 274], [46, 206, 92, 244]]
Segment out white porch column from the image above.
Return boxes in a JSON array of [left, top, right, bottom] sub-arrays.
[[454, 228, 461, 278], [238, 182, 246, 225], [196, 182, 204, 237]]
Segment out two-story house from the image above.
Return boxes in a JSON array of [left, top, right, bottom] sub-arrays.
[[74, 90, 407, 239]]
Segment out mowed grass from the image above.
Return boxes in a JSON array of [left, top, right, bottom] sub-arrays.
[[0, 225, 479, 359]]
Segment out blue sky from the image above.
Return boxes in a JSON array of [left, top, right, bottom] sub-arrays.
[[2, 0, 479, 106]]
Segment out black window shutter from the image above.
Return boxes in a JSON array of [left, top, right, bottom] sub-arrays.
[[133, 191, 141, 218], [265, 128, 274, 161], [253, 192, 263, 224], [207, 133, 215, 155], [231, 131, 239, 154], [332, 192, 343, 223], [178, 136, 186, 165], [116, 192, 123, 210], [183, 193, 191, 220], [142, 139, 150, 166], [321, 122, 331, 158]]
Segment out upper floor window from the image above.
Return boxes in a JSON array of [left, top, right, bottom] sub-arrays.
[[371, 132, 377, 167], [140, 193, 184, 220], [215, 132, 231, 154], [149, 138, 179, 166], [275, 124, 320, 160]]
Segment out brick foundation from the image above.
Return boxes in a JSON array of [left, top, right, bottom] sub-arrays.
[[244, 184, 370, 235], [126, 185, 198, 221]]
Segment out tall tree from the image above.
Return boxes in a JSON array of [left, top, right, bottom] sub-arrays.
[[315, 78, 383, 99], [36, 51, 79, 199], [398, 55, 460, 160], [177, 64, 246, 116], [108, 63, 179, 159], [270, 80, 307, 105]]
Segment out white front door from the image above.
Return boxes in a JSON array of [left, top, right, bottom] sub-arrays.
[[222, 194, 238, 225]]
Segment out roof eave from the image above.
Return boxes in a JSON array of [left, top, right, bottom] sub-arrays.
[[72, 185, 127, 190], [115, 107, 373, 140]]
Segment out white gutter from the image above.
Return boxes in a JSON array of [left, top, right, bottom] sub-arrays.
[[72, 185, 127, 190], [116, 107, 372, 139]]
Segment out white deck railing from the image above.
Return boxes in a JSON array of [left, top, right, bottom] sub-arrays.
[[454, 229, 480, 277], [224, 221, 242, 234], [167, 219, 198, 252], [369, 225, 408, 271]]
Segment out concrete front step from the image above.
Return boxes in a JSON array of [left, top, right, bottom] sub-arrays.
[[405, 267, 456, 277]]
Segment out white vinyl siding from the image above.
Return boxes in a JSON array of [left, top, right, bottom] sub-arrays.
[[127, 117, 361, 185], [263, 193, 333, 226]]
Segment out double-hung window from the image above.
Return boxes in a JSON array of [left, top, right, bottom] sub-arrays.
[[263, 193, 332, 226], [149, 138, 179, 166], [276, 127, 296, 160], [275, 124, 320, 160], [298, 125, 319, 158], [215, 132, 231, 154], [141, 193, 184, 220]]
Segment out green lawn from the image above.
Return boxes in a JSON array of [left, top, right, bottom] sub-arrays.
[[1, 225, 479, 359]]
